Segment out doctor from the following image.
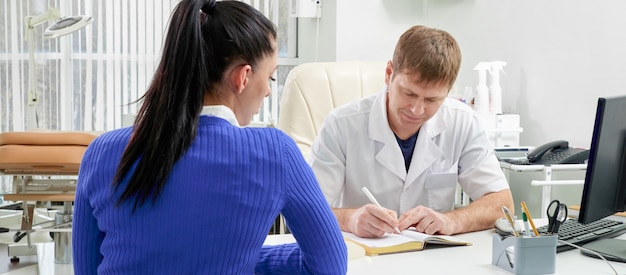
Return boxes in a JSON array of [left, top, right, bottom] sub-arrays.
[[309, 25, 514, 238]]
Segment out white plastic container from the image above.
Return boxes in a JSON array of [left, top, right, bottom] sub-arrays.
[[473, 62, 490, 114], [489, 61, 507, 114]]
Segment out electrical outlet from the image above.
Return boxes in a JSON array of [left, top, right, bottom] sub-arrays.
[[289, 0, 321, 18]]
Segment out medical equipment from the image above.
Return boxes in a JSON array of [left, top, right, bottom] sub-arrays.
[[25, 8, 93, 130], [0, 131, 98, 264]]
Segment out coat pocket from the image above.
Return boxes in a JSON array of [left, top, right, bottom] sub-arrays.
[[425, 172, 458, 212]]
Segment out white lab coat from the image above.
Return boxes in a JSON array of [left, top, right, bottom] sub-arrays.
[[309, 88, 509, 215]]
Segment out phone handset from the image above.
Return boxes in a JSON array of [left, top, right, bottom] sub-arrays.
[[527, 140, 569, 163]]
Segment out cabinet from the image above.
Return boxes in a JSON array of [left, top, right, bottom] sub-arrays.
[[478, 114, 522, 148]]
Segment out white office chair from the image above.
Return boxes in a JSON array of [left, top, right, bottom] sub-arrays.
[[277, 61, 387, 160], [273, 61, 385, 234]]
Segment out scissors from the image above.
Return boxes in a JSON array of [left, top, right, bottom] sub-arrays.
[[546, 200, 568, 234]]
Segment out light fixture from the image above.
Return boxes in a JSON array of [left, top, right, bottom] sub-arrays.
[[25, 8, 93, 130]]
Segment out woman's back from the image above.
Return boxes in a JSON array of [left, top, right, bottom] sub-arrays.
[[73, 116, 347, 274]]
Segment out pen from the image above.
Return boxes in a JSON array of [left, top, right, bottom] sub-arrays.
[[522, 211, 531, 237], [520, 201, 540, 236], [501, 206, 520, 237], [361, 187, 401, 234]]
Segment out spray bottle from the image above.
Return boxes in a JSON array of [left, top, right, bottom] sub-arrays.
[[488, 61, 507, 114], [473, 62, 490, 114]]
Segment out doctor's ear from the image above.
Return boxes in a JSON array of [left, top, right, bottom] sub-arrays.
[[385, 61, 393, 86]]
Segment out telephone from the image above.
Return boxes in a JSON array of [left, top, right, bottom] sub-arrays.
[[527, 140, 590, 164], [501, 140, 590, 165]]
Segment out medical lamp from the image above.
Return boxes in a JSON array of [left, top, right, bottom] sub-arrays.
[[25, 8, 93, 130]]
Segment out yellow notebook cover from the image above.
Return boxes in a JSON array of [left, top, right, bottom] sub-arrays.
[[342, 229, 471, 256]]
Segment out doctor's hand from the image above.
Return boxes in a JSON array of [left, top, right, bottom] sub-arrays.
[[398, 205, 458, 235], [346, 204, 399, 238]]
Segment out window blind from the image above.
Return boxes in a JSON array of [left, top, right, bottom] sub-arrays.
[[0, 0, 297, 194], [0, 0, 293, 132]]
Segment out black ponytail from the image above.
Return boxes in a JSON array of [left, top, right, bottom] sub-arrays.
[[201, 0, 217, 13]]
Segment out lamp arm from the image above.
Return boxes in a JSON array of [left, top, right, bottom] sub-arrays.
[[26, 8, 61, 28], [27, 21, 37, 106], [25, 8, 61, 106]]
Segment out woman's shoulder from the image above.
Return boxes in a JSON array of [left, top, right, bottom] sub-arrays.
[[243, 126, 293, 143], [89, 127, 133, 150], [243, 127, 302, 153]]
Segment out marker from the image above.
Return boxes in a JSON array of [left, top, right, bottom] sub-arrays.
[[361, 187, 401, 234], [520, 201, 540, 237], [522, 211, 532, 237], [501, 206, 520, 237]]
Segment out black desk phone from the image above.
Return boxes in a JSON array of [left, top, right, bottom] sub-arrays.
[[524, 140, 590, 165], [501, 140, 590, 165]]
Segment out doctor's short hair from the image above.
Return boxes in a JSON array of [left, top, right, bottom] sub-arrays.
[[391, 25, 461, 90]]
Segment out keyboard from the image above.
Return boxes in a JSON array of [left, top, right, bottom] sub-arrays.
[[536, 218, 626, 252], [500, 158, 531, 165]]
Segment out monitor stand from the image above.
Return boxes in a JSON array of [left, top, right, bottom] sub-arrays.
[[581, 239, 626, 263]]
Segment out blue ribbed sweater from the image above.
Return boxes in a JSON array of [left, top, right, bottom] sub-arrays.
[[72, 116, 347, 274]]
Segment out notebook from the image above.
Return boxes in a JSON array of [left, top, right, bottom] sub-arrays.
[[342, 229, 471, 256]]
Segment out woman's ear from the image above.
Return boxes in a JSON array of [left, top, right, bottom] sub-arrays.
[[231, 64, 252, 94]]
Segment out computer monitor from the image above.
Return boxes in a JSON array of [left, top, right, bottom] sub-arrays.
[[578, 95, 626, 224], [576, 95, 626, 261]]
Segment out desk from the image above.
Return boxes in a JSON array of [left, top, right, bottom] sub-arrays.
[[264, 226, 626, 274], [4, 221, 626, 274]]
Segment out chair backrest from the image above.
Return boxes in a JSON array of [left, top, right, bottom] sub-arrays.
[[277, 61, 387, 159]]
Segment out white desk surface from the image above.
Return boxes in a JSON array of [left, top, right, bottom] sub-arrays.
[[264, 224, 626, 275], [4, 219, 626, 274]]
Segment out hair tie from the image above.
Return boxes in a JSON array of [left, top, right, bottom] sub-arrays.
[[201, 0, 217, 14]]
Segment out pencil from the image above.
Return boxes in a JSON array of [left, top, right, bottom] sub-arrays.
[[520, 201, 540, 236]]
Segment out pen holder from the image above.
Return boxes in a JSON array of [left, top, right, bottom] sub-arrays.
[[491, 234, 557, 275]]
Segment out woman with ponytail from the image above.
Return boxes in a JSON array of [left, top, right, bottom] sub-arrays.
[[72, 0, 347, 274]]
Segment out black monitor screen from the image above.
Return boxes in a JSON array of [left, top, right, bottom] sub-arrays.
[[578, 95, 626, 224]]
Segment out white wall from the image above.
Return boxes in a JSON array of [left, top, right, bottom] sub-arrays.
[[301, 0, 626, 148], [298, 0, 422, 62], [424, 0, 626, 148], [334, 0, 422, 62]]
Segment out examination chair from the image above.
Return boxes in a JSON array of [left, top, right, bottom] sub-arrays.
[[277, 61, 386, 160], [0, 131, 98, 263]]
